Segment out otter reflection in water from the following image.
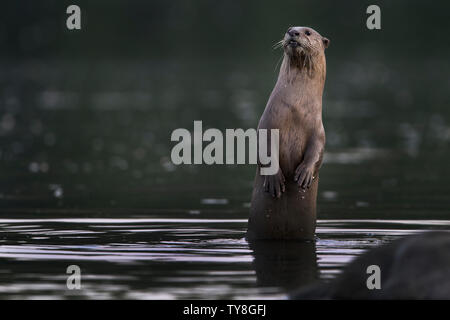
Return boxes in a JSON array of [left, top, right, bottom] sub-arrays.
[[249, 240, 318, 293], [291, 232, 450, 299]]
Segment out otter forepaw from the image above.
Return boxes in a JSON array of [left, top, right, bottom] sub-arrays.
[[294, 163, 315, 190], [263, 170, 286, 199]]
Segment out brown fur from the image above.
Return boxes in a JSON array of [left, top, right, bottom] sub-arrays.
[[248, 26, 329, 240]]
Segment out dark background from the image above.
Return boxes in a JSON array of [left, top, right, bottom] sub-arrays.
[[0, 0, 449, 218], [2, 1, 450, 59]]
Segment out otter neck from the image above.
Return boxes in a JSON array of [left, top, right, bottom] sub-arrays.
[[277, 52, 326, 94]]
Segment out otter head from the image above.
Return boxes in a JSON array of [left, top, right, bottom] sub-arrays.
[[282, 26, 329, 72], [283, 26, 329, 56]]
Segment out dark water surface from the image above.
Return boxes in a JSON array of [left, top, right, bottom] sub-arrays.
[[1, 56, 449, 299], [1, 217, 449, 299]]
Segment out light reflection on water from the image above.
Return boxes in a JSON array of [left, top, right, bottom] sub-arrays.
[[1, 53, 449, 300], [1, 218, 449, 299]]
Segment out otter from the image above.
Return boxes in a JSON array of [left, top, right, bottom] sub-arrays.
[[247, 26, 330, 240]]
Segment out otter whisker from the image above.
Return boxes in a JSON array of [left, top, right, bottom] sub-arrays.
[[272, 40, 284, 50], [287, 58, 292, 82], [274, 53, 284, 73], [302, 54, 307, 70]]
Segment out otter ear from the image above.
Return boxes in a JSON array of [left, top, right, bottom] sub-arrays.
[[322, 37, 330, 49]]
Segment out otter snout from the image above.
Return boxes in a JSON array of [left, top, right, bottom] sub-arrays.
[[285, 27, 303, 48], [287, 28, 300, 37]]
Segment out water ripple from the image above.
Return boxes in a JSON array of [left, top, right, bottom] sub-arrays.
[[0, 218, 449, 299]]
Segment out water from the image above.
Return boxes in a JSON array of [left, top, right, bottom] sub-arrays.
[[1, 57, 449, 299], [1, 2, 450, 298], [1, 217, 449, 299], [1, 57, 450, 299]]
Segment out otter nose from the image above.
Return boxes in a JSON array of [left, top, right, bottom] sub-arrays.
[[287, 28, 300, 37]]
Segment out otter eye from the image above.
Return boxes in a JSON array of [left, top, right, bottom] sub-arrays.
[[305, 30, 311, 36]]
